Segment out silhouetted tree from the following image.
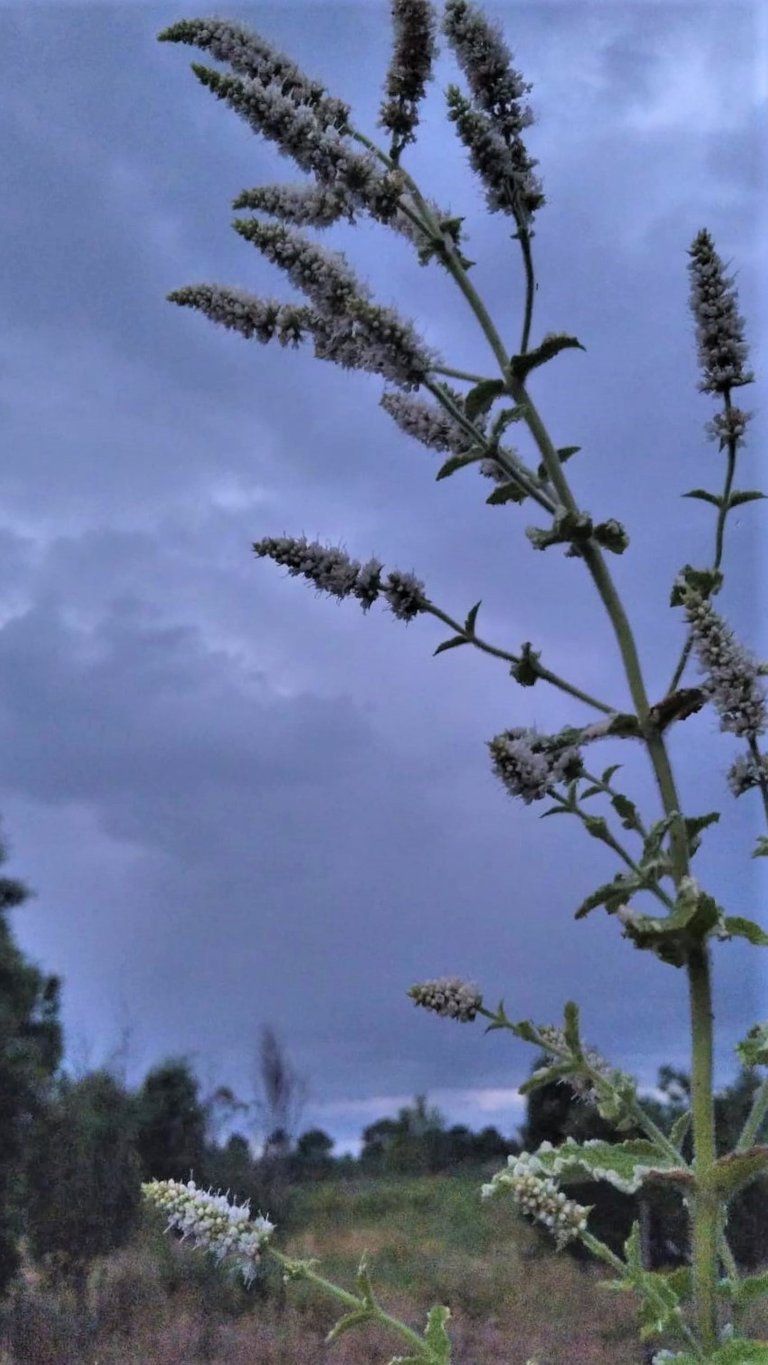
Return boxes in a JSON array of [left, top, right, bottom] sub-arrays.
[[0, 829, 62, 1296], [25, 1070, 141, 1290], [293, 1128, 335, 1180], [253, 1026, 307, 1160], [135, 1057, 207, 1183]]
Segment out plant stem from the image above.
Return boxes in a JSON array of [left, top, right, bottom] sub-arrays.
[[421, 598, 617, 714], [736, 1073, 768, 1150], [688, 944, 719, 1353]]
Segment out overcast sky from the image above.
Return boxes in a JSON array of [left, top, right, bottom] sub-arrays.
[[1, 0, 765, 1155]]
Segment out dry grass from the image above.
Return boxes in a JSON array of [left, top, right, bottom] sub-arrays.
[[1, 1173, 767, 1363]]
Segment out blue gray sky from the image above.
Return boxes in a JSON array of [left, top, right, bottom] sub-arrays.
[[1, 1, 765, 1155]]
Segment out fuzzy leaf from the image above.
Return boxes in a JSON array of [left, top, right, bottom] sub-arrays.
[[620, 882, 725, 967], [508, 333, 586, 383], [464, 378, 505, 421], [583, 815, 612, 843], [721, 916, 768, 947], [563, 1001, 581, 1052], [518, 1060, 578, 1096], [727, 489, 767, 508], [593, 519, 629, 554], [648, 688, 706, 733], [574, 870, 642, 920], [719, 1270, 768, 1307], [736, 1023, 768, 1069], [601, 1223, 687, 1341], [527, 1139, 690, 1195], [356, 1253, 376, 1307], [326, 1307, 375, 1342], [754, 838, 768, 859], [435, 449, 484, 481], [602, 764, 622, 784], [433, 634, 468, 657], [684, 810, 720, 856], [669, 1111, 692, 1152], [486, 480, 527, 505], [489, 405, 527, 440], [711, 1146, 768, 1201], [682, 488, 722, 507], [463, 601, 481, 636]]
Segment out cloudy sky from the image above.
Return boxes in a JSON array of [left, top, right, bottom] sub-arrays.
[[1, 0, 765, 1155]]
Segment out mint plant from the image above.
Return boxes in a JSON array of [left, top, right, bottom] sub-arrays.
[[145, 4, 768, 1359]]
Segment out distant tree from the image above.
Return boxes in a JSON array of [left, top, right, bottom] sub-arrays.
[[25, 1070, 141, 1289], [0, 830, 62, 1296], [293, 1128, 335, 1180], [359, 1116, 401, 1174], [135, 1057, 207, 1183]]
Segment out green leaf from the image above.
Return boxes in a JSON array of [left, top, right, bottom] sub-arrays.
[[603, 712, 644, 740], [599, 1225, 691, 1343], [753, 837, 768, 859], [574, 870, 642, 921], [611, 793, 642, 831], [326, 1307, 375, 1343], [736, 1022, 768, 1068], [435, 449, 484, 481], [486, 480, 527, 506], [670, 563, 724, 606], [537, 444, 581, 481], [510, 641, 541, 687], [684, 810, 720, 856], [464, 378, 506, 421], [721, 916, 768, 947], [433, 634, 468, 657], [423, 1304, 452, 1361], [463, 601, 481, 636], [489, 405, 527, 441], [563, 1001, 580, 1052], [518, 1060, 577, 1096], [508, 332, 586, 383], [682, 488, 722, 507], [602, 764, 622, 784], [649, 688, 706, 733], [728, 489, 767, 508], [356, 1252, 376, 1308], [583, 815, 612, 843], [669, 1111, 692, 1152], [593, 519, 630, 554], [528, 1139, 690, 1195], [711, 1146, 768, 1201], [719, 1269, 768, 1307], [526, 509, 593, 551], [620, 879, 725, 968]]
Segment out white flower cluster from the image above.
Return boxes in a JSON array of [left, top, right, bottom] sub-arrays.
[[442, 0, 544, 228], [380, 387, 484, 456], [487, 727, 583, 804], [482, 1152, 589, 1251], [167, 285, 315, 349], [687, 228, 754, 397], [252, 535, 426, 622], [409, 976, 483, 1021], [683, 591, 767, 739], [142, 1178, 275, 1286], [536, 1025, 615, 1101], [728, 751, 768, 798]]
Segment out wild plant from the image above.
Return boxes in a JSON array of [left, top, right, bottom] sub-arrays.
[[144, 4, 768, 1359]]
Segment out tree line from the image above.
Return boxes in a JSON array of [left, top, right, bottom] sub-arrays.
[[1, 821, 766, 1302]]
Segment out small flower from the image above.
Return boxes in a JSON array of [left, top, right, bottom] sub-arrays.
[[232, 182, 357, 229], [487, 727, 583, 804], [727, 750, 768, 797], [409, 976, 482, 1021], [378, 0, 440, 157], [142, 1178, 275, 1286], [482, 1151, 589, 1250], [232, 220, 367, 316], [379, 386, 487, 456], [535, 1025, 615, 1101], [252, 535, 427, 622], [687, 228, 754, 396], [167, 284, 315, 348], [704, 405, 753, 452], [683, 590, 767, 739]]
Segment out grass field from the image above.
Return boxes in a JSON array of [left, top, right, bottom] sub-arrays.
[[2, 1172, 767, 1363]]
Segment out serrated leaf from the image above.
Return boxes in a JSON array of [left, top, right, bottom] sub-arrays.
[[508, 333, 586, 383], [711, 1146, 768, 1200], [611, 793, 642, 831], [464, 378, 505, 421], [728, 489, 767, 508], [435, 449, 484, 481], [593, 518, 630, 554], [486, 480, 527, 505], [574, 870, 642, 920], [719, 1270, 768, 1307], [736, 1023, 768, 1068], [584, 815, 612, 843], [527, 1138, 690, 1194], [754, 837, 768, 859], [601, 1223, 687, 1341], [721, 916, 768, 947], [489, 405, 527, 441], [463, 601, 481, 635], [684, 810, 720, 856], [682, 488, 722, 507], [423, 1304, 452, 1360], [518, 1061, 576, 1096], [433, 635, 468, 657]]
